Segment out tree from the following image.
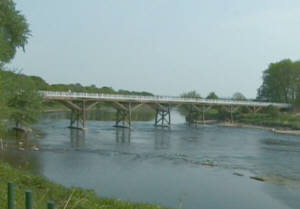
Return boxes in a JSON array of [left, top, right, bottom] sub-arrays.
[[232, 92, 247, 101], [180, 90, 201, 99], [30, 76, 49, 90], [257, 59, 296, 103], [6, 74, 42, 128], [0, 0, 30, 64], [179, 91, 201, 121], [206, 92, 218, 100]]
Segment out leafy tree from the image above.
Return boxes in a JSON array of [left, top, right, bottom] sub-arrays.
[[30, 76, 49, 90], [99, 86, 115, 94], [257, 59, 297, 103], [206, 92, 218, 100], [232, 92, 247, 101], [180, 90, 201, 99], [0, 0, 30, 64], [179, 91, 201, 121], [6, 73, 42, 128]]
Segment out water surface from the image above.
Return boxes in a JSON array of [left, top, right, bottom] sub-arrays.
[[2, 111, 300, 209]]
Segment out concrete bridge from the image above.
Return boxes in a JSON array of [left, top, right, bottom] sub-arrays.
[[40, 91, 291, 129]]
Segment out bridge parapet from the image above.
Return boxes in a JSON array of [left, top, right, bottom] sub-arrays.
[[40, 91, 291, 109]]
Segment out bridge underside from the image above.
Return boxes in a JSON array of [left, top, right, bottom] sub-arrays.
[[55, 99, 271, 130]]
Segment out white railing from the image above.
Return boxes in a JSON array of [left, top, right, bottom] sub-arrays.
[[39, 91, 291, 108]]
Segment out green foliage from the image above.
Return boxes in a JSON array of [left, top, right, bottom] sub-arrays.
[[206, 92, 218, 100], [0, 70, 42, 129], [217, 108, 231, 121], [178, 91, 201, 118], [7, 81, 42, 127], [29, 76, 49, 90], [257, 59, 300, 105], [48, 83, 153, 96], [262, 105, 280, 118], [232, 92, 247, 101], [0, 162, 171, 209], [0, 0, 30, 64], [180, 90, 201, 99], [233, 110, 300, 130]]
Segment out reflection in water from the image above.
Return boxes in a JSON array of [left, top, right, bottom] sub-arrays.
[[154, 129, 170, 149], [0, 132, 42, 174], [0, 150, 42, 174], [42, 109, 155, 122], [115, 128, 131, 144], [70, 129, 85, 148], [88, 109, 154, 121]]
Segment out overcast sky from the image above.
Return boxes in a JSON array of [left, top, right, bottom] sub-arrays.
[[8, 0, 300, 98]]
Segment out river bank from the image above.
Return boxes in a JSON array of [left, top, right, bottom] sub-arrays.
[[218, 122, 300, 135], [189, 119, 300, 135], [0, 162, 170, 209]]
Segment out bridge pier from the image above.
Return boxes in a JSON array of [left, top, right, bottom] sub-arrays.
[[248, 106, 263, 114], [114, 108, 132, 128], [154, 104, 171, 128], [113, 102, 133, 128], [68, 101, 86, 130], [112, 102, 144, 128], [186, 105, 211, 125], [60, 100, 98, 130], [223, 105, 240, 123], [186, 108, 198, 125]]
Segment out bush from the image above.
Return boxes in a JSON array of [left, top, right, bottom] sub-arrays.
[[263, 105, 280, 118]]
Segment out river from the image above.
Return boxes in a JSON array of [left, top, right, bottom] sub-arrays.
[[1, 110, 300, 209]]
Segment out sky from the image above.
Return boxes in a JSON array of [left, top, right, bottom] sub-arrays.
[[8, 0, 300, 98]]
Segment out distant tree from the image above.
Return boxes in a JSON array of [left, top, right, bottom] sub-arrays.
[[136, 91, 153, 96], [232, 92, 247, 101], [180, 90, 201, 99], [179, 91, 201, 121], [118, 89, 131, 95], [84, 84, 98, 93], [206, 92, 218, 100], [99, 86, 115, 94], [257, 59, 298, 103], [0, 0, 30, 64]]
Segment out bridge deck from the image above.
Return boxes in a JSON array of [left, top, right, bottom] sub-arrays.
[[40, 91, 291, 109]]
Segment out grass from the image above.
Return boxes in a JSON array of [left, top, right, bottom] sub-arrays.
[[236, 113, 300, 130], [0, 162, 171, 209]]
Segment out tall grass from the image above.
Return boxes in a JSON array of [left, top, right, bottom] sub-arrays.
[[0, 162, 171, 209]]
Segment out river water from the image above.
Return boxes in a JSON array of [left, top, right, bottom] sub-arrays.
[[2, 111, 300, 209]]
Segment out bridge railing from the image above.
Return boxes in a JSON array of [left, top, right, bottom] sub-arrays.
[[39, 91, 291, 108]]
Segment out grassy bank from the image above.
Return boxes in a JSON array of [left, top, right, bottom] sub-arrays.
[[0, 162, 170, 209], [235, 113, 300, 130], [181, 105, 300, 131]]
